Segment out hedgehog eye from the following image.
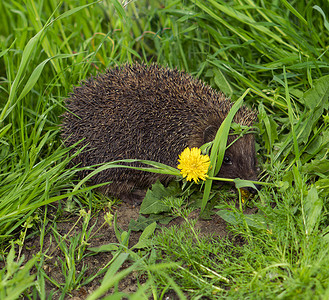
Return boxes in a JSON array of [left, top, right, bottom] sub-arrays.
[[223, 155, 232, 165]]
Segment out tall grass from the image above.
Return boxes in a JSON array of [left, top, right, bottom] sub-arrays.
[[1, 0, 329, 298]]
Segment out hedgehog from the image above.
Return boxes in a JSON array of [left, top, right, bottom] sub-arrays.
[[61, 63, 258, 201]]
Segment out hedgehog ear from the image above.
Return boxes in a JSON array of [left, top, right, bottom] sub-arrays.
[[203, 125, 218, 144]]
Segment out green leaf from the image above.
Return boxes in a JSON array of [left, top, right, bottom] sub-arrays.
[[213, 68, 233, 97], [313, 5, 329, 32], [303, 186, 322, 235], [316, 179, 329, 196], [281, 0, 307, 25], [297, 76, 329, 144], [110, 0, 128, 23], [301, 75, 329, 111], [88, 244, 119, 253], [0, 123, 12, 140], [132, 222, 157, 249], [216, 210, 270, 231], [17, 54, 78, 103], [258, 103, 278, 153], [140, 181, 180, 214], [101, 253, 129, 286], [202, 89, 249, 212], [54, 1, 101, 22], [302, 157, 329, 175], [88, 259, 140, 300], [129, 214, 173, 231], [0, 26, 44, 122]]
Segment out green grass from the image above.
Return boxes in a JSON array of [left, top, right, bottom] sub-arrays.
[[1, 0, 329, 298]]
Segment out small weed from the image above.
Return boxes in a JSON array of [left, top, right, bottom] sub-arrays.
[[0, 245, 37, 299]]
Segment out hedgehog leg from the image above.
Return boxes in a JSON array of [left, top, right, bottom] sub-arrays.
[[119, 189, 147, 206]]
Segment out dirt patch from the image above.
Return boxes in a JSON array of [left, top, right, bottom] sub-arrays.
[[19, 200, 256, 299], [23, 202, 144, 298]]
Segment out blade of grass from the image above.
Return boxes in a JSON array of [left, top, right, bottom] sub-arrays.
[[201, 89, 249, 212]]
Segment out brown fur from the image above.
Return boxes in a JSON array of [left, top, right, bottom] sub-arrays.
[[61, 63, 258, 198]]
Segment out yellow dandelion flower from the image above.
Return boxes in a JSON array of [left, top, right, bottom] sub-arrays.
[[177, 147, 210, 183]]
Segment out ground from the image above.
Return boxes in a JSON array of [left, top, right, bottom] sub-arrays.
[[19, 198, 256, 299]]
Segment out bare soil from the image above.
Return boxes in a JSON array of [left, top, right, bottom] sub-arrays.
[[19, 200, 256, 299]]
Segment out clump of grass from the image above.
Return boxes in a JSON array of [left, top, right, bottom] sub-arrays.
[[153, 181, 329, 298]]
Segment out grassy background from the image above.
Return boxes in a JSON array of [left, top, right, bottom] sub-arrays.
[[1, 0, 329, 298]]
